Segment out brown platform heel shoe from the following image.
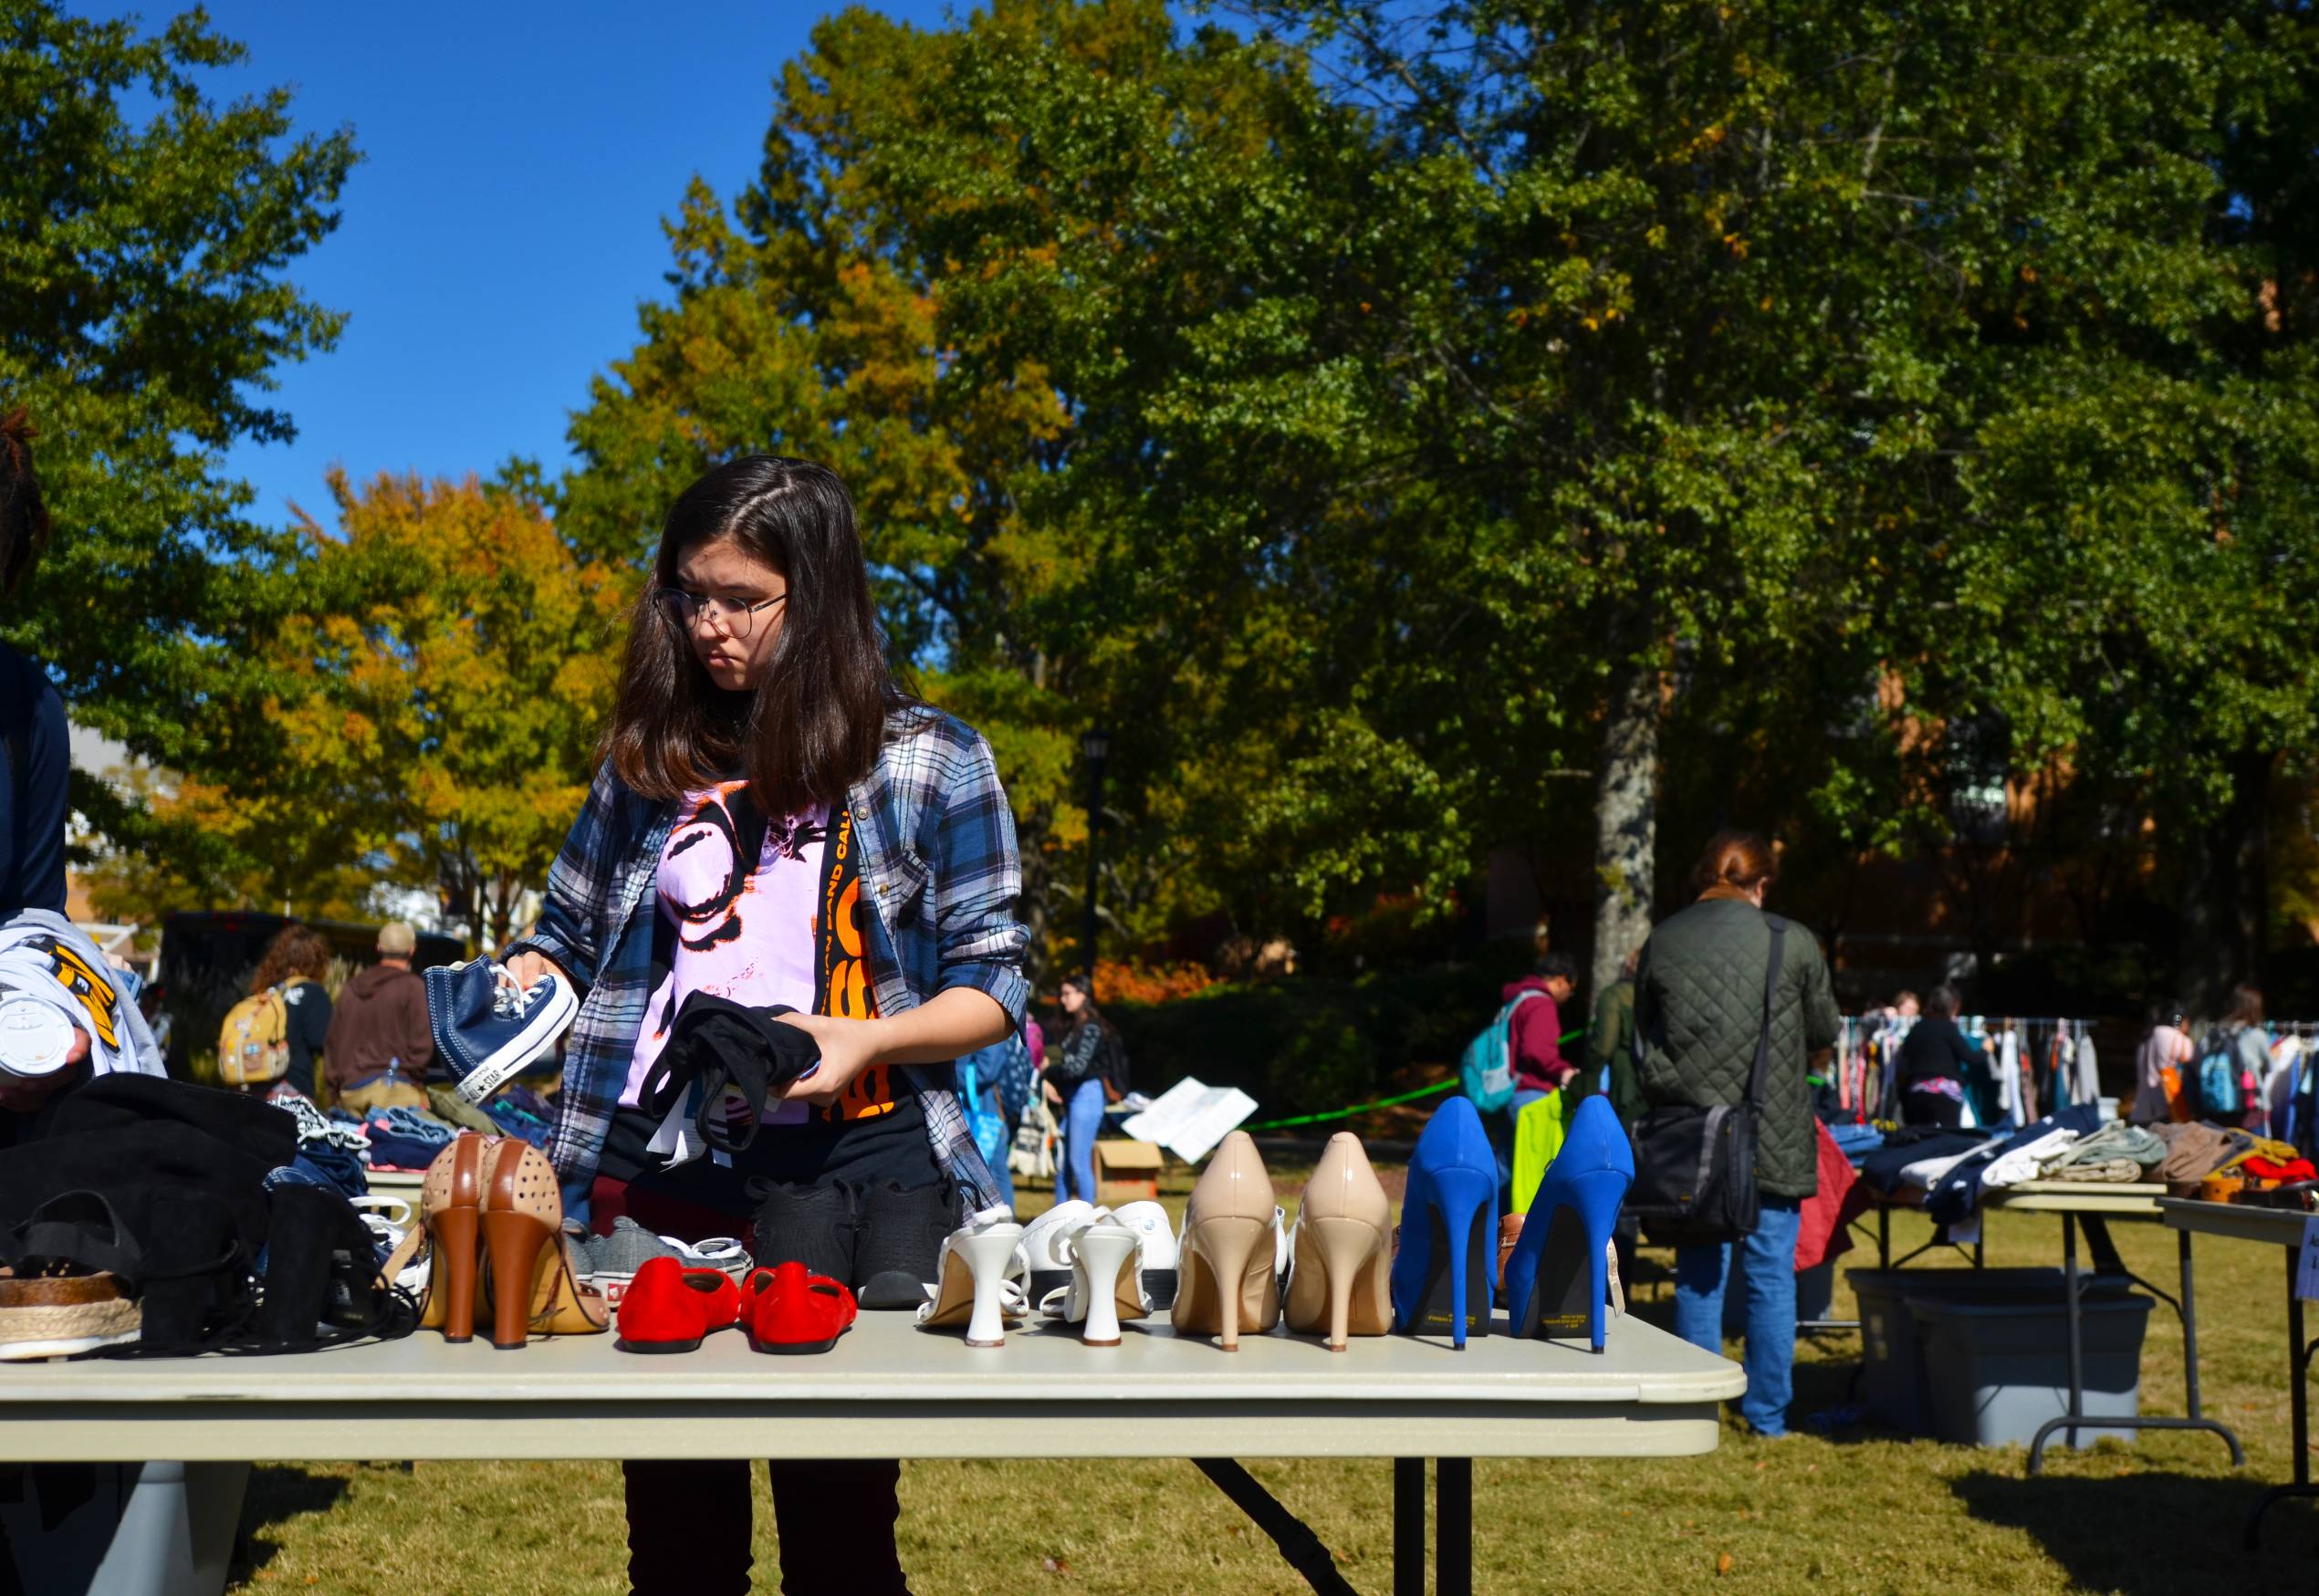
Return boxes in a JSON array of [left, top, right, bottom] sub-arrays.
[[478, 1139, 608, 1348], [419, 1133, 500, 1342]]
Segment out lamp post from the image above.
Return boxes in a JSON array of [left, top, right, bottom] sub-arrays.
[[1081, 726, 1110, 988]]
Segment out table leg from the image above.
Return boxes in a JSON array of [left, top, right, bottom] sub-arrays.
[[1191, 1460, 1359, 1596], [2029, 1215, 2241, 1472], [1394, 1458, 1424, 1596], [1878, 1205, 1890, 1269], [2244, 1249, 2319, 1549], [1436, 1457, 1472, 1596], [2027, 1214, 2084, 1475], [2180, 1228, 2205, 1421]]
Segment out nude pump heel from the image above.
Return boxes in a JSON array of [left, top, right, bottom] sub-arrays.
[[1286, 1133, 1392, 1351], [1171, 1132, 1280, 1351]]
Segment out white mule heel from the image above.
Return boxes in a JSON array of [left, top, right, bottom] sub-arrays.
[[916, 1211, 1028, 1348], [1068, 1221, 1145, 1347]]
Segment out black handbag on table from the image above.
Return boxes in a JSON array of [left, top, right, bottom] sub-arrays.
[[1627, 914, 1787, 1246]]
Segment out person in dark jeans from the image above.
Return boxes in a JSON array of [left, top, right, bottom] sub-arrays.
[[1896, 984, 1983, 1130]]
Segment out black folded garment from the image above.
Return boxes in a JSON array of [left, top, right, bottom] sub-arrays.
[[636, 993, 824, 1156]]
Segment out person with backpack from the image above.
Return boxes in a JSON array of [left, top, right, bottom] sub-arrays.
[[1634, 830, 1840, 1438], [323, 923, 434, 1112], [1504, 954, 1580, 1107], [2194, 985, 2272, 1128], [250, 924, 334, 1100]]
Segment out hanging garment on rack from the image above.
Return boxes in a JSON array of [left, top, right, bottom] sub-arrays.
[[1995, 1027, 2022, 1127], [2071, 1028, 2100, 1108]]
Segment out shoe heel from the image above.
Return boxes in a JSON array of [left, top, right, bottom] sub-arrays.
[[483, 1210, 550, 1350], [1511, 1167, 1629, 1352], [1075, 1227, 1138, 1347], [1573, 1170, 1625, 1353], [1191, 1215, 1266, 1351], [958, 1227, 1021, 1348], [432, 1206, 478, 1343], [1311, 1215, 1382, 1352], [1431, 1167, 1493, 1350]]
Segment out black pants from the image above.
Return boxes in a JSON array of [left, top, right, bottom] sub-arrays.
[[1901, 1088, 1964, 1131], [622, 1457, 908, 1596]]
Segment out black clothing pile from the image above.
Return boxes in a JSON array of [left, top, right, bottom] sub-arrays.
[[636, 993, 825, 1156]]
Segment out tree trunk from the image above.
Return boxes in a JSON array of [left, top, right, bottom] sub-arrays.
[[2177, 751, 2273, 1017], [1591, 655, 1661, 1002]]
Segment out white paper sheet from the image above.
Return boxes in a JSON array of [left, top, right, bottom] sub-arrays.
[[1120, 1075, 1259, 1164]]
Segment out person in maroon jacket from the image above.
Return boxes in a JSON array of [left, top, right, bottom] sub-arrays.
[[323, 922, 434, 1111], [1503, 953, 1579, 1101]]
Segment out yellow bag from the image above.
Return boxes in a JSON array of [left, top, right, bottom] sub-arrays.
[[217, 988, 289, 1086], [1510, 1089, 1571, 1214]]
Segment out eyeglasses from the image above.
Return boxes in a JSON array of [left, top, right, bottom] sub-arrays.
[[653, 588, 789, 639]]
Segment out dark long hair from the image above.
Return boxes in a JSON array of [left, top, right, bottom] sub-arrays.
[[1060, 974, 1113, 1043], [253, 924, 330, 995], [604, 456, 900, 817]]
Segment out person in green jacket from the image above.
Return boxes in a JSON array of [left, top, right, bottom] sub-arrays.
[[1592, 942, 1644, 1129], [1635, 830, 1840, 1438]]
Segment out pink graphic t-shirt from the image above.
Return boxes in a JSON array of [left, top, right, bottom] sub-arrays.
[[622, 782, 828, 1124]]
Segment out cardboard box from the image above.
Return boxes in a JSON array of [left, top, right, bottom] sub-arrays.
[[1094, 1139, 1164, 1205]]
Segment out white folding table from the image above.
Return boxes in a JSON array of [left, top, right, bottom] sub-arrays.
[[0, 1308, 1740, 1596], [2160, 1198, 2319, 1548]]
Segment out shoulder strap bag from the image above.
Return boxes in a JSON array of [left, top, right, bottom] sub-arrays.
[[1627, 913, 1787, 1245]]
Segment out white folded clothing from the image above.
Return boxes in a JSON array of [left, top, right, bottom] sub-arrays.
[[1980, 1128, 2082, 1190], [0, 911, 166, 1079]]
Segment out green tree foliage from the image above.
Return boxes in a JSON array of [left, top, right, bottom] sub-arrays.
[[0, 3, 357, 798], [1238, 0, 2319, 1002]]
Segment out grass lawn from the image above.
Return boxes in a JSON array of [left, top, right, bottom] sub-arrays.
[[226, 1170, 2317, 1594]]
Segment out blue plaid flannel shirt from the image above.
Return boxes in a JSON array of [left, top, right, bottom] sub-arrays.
[[504, 705, 1030, 1214]]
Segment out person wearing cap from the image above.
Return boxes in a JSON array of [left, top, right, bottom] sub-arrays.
[[322, 922, 434, 1112]]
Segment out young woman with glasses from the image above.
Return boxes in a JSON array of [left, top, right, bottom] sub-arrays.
[[501, 455, 1028, 1596]]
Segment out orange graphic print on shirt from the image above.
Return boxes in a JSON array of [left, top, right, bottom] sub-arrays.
[[817, 806, 893, 1122]]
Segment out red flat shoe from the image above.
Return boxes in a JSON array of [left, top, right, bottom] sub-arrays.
[[615, 1257, 743, 1353], [745, 1260, 858, 1355]]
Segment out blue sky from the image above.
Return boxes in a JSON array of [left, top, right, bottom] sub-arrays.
[[78, 0, 956, 528]]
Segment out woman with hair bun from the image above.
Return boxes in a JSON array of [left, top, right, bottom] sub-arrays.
[[1633, 829, 1840, 1437]]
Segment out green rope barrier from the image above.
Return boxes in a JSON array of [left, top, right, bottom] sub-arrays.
[[1241, 1025, 1589, 1132]]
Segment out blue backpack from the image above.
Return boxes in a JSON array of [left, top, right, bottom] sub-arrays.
[[1460, 991, 1544, 1113], [2195, 1030, 2241, 1118], [955, 1052, 1011, 1169]]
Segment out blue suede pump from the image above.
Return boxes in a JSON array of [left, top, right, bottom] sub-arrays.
[[1502, 1093, 1633, 1352], [1388, 1096, 1498, 1347]]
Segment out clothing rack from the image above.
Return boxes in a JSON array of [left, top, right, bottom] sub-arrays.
[[1833, 1013, 2102, 1129]]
